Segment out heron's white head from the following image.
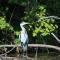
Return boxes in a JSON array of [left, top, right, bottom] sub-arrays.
[[20, 22, 29, 26]]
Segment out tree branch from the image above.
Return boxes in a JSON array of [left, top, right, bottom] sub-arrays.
[[40, 16, 60, 19], [0, 44, 60, 51], [51, 33, 60, 43], [9, 7, 16, 24]]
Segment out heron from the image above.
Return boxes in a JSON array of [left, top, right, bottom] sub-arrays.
[[19, 22, 29, 57]]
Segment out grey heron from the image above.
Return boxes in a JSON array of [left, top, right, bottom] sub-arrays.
[[19, 22, 29, 57]]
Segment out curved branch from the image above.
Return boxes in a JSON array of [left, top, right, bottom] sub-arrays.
[[28, 44, 60, 51], [0, 44, 60, 51], [40, 16, 60, 20]]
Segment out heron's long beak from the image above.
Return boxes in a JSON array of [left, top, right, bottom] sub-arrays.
[[25, 23, 30, 25]]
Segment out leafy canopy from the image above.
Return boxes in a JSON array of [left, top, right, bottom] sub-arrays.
[[0, 16, 13, 30], [23, 5, 58, 37], [32, 5, 58, 36]]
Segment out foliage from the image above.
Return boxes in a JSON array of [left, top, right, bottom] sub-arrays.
[[0, 29, 15, 44], [0, 0, 59, 45], [33, 18, 58, 37], [15, 38, 21, 45], [15, 31, 21, 45], [0, 16, 13, 30], [46, 0, 60, 38], [23, 5, 58, 37], [0, 16, 15, 44], [8, 0, 28, 6]]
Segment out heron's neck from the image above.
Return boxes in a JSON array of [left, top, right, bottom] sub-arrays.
[[21, 25, 26, 31]]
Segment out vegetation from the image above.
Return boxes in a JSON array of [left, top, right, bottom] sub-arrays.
[[0, 0, 60, 53]]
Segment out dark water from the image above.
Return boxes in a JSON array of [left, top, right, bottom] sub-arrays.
[[6, 52, 60, 60]]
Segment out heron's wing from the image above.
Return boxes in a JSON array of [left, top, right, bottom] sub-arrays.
[[20, 31, 29, 44]]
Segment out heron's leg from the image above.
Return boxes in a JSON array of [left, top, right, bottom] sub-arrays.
[[22, 44, 26, 57], [21, 42, 24, 57], [21, 42, 23, 48], [26, 47, 28, 57], [22, 48, 27, 57]]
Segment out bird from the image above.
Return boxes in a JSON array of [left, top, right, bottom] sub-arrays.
[[19, 22, 29, 57]]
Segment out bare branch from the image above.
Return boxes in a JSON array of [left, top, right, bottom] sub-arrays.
[[9, 7, 16, 24], [38, 16, 60, 21], [0, 47, 15, 56], [51, 33, 60, 43], [43, 16, 60, 19], [0, 44, 60, 51]]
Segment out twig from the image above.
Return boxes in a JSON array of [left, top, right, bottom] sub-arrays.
[[40, 16, 60, 19], [0, 47, 15, 56], [9, 7, 16, 24], [51, 33, 60, 43]]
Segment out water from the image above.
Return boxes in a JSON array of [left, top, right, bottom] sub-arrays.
[[0, 52, 60, 60], [7, 52, 60, 60]]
